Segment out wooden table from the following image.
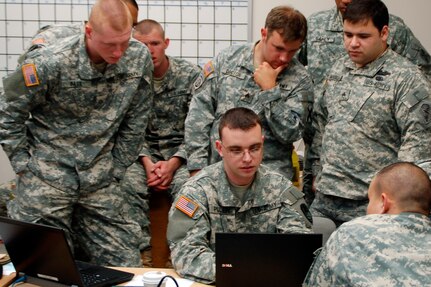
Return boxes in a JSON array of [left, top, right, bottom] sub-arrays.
[[0, 267, 213, 286]]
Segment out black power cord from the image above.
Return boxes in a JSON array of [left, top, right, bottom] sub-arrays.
[[157, 275, 179, 287]]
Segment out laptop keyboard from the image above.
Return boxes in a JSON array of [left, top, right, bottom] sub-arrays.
[[80, 270, 114, 286], [76, 261, 127, 287]]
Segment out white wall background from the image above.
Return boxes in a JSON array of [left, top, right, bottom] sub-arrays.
[[1, 0, 430, 183]]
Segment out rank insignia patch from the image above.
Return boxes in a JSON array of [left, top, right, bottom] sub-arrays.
[[22, 63, 40, 87], [176, 195, 198, 218]]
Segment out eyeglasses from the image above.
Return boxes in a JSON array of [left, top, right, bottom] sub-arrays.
[[221, 142, 263, 158]]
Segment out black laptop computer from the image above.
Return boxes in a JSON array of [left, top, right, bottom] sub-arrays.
[[216, 232, 322, 287], [0, 216, 134, 287]]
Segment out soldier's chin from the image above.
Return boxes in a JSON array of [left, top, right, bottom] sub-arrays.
[[106, 57, 121, 64]]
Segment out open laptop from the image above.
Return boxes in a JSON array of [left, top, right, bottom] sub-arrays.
[[216, 232, 322, 287], [0, 216, 134, 287]]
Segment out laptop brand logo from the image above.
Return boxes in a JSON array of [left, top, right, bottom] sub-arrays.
[[221, 263, 233, 268], [38, 273, 59, 281]]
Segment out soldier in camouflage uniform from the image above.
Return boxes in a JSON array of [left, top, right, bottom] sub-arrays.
[[298, 0, 431, 86], [0, 0, 153, 266], [299, 0, 431, 206], [185, 6, 314, 183], [168, 108, 312, 284], [119, 19, 201, 263], [1, 1, 139, 209], [309, 0, 431, 226], [17, 0, 139, 64], [304, 162, 431, 287]]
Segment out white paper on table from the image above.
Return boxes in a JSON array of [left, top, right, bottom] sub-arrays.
[[124, 274, 194, 287], [2, 262, 16, 275]]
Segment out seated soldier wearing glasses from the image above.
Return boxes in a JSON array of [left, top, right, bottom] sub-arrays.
[[167, 107, 312, 284]]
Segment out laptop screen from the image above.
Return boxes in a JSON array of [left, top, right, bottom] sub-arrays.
[[0, 216, 85, 286], [216, 232, 322, 287]]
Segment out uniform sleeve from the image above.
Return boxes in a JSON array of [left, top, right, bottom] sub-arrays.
[[172, 65, 202, 161], [308, 86, 328, 177], [139, 140, 152, 158], [395, 73, 431, 176], [0, 58, 48, 173], [303, 246, 333, 287], [389, 17, 431, 82], [303, 226, 347, 287], [250, 70, 314, 145], [278, 184, 313, 231], [111, 56, 154, 180], [184, 63, 218, 171], [167, 183, 216, 284]]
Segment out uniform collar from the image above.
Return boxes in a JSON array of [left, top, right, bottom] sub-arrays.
[[326, 6, 344, 32], [78, 34, 130, 80], [162, 56, 177, 90], [240, 42, 258, 73], [344, 48, 391, 77], [214, 162, 270, 209]]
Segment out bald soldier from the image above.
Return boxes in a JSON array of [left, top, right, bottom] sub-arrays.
[[0, 0, 153, 266], [17, 0, 139, 64], [304, 162, 431, 286]]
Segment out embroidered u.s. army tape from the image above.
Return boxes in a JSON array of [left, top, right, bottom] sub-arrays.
[[176, 195, 198, 218], [22, 63, 40, 87]]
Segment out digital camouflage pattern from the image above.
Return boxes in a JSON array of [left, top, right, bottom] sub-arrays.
[[0, 180, 15, 217], [0, 34, 154, 266], [167, 161, 312, 284], [298, 6, 431, 86], [18, 23, 84, 64], [299, 5, 431, 208], [309, 49, 431, 224], [304, 213, 431, 287], [121, 56, 201, 251], [185, 43, 314, 180]]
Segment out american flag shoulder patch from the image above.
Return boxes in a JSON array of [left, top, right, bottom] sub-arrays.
[[176, 195, 198, 218], [22, 63, 40, 87]]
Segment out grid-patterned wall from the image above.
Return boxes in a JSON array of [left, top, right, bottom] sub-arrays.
[[0, 0, 251, 84]]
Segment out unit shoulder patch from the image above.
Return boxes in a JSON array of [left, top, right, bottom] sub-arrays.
[[175, 195, 199, 218], [193, 73, 204, 90], [203, 61, 215, 78], [22, 63, 40, 87], [419, 101, 431, 127]]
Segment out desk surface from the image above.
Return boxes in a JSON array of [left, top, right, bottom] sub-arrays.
[[1, 267, 212, 287], [0, 272, 15, 286], [116, 267, 211, 286]]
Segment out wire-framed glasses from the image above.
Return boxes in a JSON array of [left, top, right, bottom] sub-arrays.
[[220, 142, 263, 158]]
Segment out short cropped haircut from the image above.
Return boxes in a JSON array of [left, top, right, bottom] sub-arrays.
[[375, 162, 431, 213], [343, 0, 389, 32], [218, 108, 262, 140], [133, 19, 165, 38], [264, 5, 307, 43]]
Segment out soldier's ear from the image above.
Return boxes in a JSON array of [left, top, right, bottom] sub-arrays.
[[85, 24, 93, 39], [380, 25, 389, 42], [164, 37, 170, 49], [381, 192, 391, 214], [215, 140, 224, 158]]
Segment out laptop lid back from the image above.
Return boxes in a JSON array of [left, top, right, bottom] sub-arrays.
[[216, 232, 322, 287], [0, 216, 85, 286]]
